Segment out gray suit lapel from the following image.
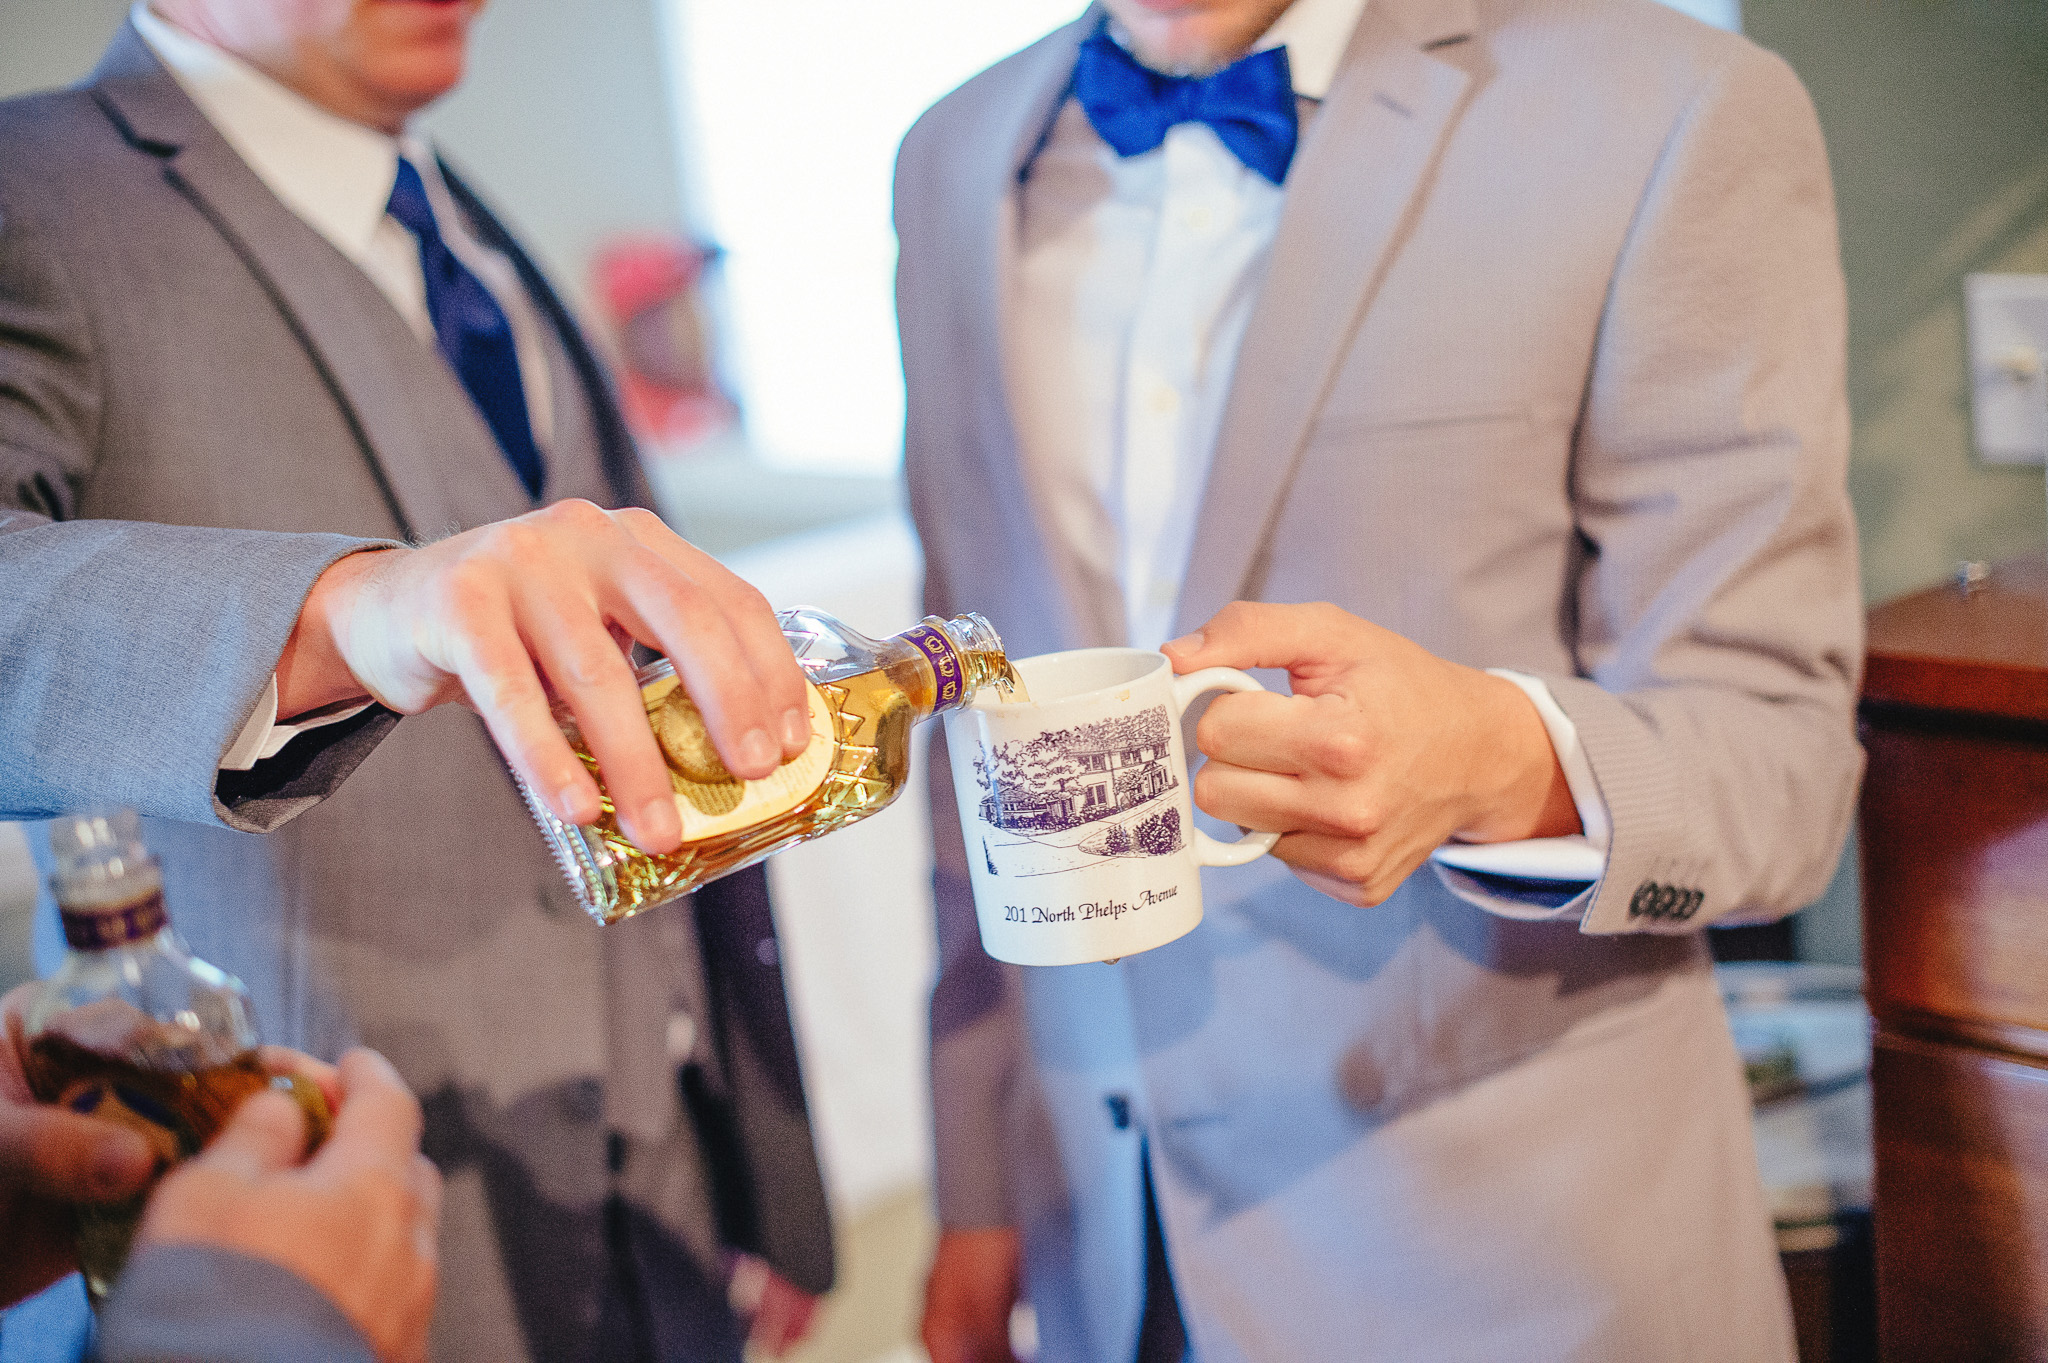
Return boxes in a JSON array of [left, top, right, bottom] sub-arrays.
[[90, 25, 532, 542], [956, 11, 1100, 650], [1173, 0, 1479, 635]]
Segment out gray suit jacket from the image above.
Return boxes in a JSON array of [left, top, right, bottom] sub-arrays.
[[96, 1247, 373, 1363], [0, 27, 830, 1361], [899, 0, 1858, 1358]]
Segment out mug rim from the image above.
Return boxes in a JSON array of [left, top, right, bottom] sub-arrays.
[[966, 646, 1169, 715]]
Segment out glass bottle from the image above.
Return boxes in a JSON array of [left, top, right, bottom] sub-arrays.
[[522, 608, 1022, 925], [19, 810, 330, 1306]]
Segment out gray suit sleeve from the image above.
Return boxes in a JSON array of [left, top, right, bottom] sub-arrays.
[[96, 1245, 372, 1363], [925, 726, 1029, 1229], [1552, 46, 1864, 936], [0, 171, 397, 831]]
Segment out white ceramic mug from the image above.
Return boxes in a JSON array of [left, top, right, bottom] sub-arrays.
[[942, 647, 1280, 966]]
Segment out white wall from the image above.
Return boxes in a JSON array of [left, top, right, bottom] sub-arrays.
[[417, 0, 693, 315], [0, 0, 131, 98], [668, 0, 1086, 473]]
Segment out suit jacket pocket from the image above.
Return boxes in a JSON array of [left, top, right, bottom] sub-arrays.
[[1259, 396, 1585, 660], [1307, 396, 1577, 442]]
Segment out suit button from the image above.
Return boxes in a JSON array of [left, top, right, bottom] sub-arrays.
[[1105, 1093, 1131, 1130], [1630, 880, 1702, 921]]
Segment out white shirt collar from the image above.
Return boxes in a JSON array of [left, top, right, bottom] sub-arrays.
[[131, 2, 400, 264], [1255, 0, 1370, 100]]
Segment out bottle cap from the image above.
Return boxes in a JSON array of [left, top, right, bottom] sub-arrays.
[[49, 810, 167, 951]]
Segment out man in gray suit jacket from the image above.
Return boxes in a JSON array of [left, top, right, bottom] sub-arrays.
[[0, 3, 832, 1358], [901, 0, 1859, 1359]]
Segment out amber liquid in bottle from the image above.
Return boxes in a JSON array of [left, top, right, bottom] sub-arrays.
[[22, 1029, 330, 1303], [526, 610, 1023, 925]]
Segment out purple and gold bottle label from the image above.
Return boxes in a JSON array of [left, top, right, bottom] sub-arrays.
[[904, 624, 965, 710], [59, 891, 168, 951]]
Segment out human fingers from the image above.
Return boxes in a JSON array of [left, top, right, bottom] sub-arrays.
[[1190, 689, 1379, 779], [610, 511, 811, 765], [257, 1046, 342, 1114], [341, 1149, 439, 1363], [1189, 759, 1324, 839], [514, 564, 684, 854], [407, 1152, 443, 1258], [190, 1090, 307, 1182], [1268, 829, 1444, 908], [0, 988, 37, 1104], [0, 981, 155, 1201], [330, 521, 612, 830], [309, 1049, 425, 1189], [395, 1156, 443, 1363], [613, 510, 809, 766], [1163, 600, 1390, 684], [422, 569, 607, 829], [319, 530, 595, 826], [0, 1098, 156, 1203]]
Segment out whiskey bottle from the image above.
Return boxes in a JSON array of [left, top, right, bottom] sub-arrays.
[[521, 608, 1021, 925], [19, 810, 330, 1306]]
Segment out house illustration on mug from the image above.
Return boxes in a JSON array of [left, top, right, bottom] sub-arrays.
[[975, 706, 1177, 835]]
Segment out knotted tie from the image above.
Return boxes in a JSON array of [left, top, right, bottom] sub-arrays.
[[386, 157, 546, 499], [1071, 28, 1299, 185]]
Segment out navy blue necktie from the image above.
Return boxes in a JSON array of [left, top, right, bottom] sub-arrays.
[[386, 157, 546, 499], [1071, 29, 1299, 185]]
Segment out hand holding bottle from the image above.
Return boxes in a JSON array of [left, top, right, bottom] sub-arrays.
[[1163, 601, 1578, 906], [137, 1048, 442, 1363], [3, 988, 439, 1363], [524, 608, 1016, 923], [0, 982, 155, 1308], [277, 499, 816, 855]]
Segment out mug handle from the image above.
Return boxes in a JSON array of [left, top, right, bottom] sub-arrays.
[[1170, 667, 1284, 869]]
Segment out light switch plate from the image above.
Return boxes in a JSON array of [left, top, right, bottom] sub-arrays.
[[1964, 272, 2048, 465]]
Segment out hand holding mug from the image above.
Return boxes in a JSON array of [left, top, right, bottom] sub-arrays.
[[1163, 601, 1578, 907]]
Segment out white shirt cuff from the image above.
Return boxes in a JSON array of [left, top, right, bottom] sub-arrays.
[[1425, 670, 1611, 921], [219, 676, 374, 772]]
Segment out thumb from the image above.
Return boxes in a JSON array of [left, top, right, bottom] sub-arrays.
[[0, 1100, 156, 1203], [190, 1090, 307, 1181]]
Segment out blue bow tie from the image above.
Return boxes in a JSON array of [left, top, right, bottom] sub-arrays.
[[1072, 29, 1299, 185]]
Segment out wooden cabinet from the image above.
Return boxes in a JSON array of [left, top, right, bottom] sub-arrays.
[[1862, 554, 2048, 1361]]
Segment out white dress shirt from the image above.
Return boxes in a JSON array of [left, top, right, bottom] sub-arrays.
[[1009, 0, 1609, 916], [132, 4, 554, 771]]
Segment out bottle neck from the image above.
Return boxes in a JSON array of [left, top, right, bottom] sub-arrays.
[[57, 887, 169, 953], [901, 614, 1013, 714]]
